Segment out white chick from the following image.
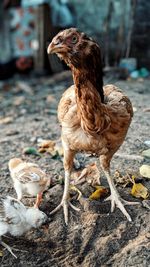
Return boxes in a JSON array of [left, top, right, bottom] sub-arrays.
[[0, 196, 47, 258], [8, 158, 50, 208]]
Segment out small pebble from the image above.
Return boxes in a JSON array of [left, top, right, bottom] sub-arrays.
[[141, 149, 150, 158], [144, 140, 150, 147], [140, 165, 150, 179]]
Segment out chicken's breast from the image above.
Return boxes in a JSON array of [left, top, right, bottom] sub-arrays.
[[58, 84, 133, 155]]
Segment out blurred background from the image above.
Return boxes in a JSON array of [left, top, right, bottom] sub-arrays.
[[0, 0, 150, 80], [0, 2, 150, 267]]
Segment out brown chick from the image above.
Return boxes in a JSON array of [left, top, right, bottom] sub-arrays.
[[47, 28, 138, 224], [9, 158, 50, 208]]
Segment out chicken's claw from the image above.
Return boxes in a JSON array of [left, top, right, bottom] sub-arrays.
[[0, 240, 17, 258], [105, 192, 140, 222], [50, 199, 80, 225], [70, 185, 82, 200]]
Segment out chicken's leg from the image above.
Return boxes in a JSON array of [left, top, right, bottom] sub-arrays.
[[34, 192, 43, 208], [50, 149, 80, 225], [0, 238, 17, 258], [100, 155, 139, 222], [14, 181, 22, 200]]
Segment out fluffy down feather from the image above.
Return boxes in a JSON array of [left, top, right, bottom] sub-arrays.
[[9, 158, 50, 207], [0, 196, 47, 257]]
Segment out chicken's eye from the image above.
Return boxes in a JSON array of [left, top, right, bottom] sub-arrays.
[[71, 35, 78, 44]]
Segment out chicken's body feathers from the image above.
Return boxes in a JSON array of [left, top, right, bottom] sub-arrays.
[[58, 84, 133, 156], [9, 159, 49, 200], [0, 197, 47, 237]]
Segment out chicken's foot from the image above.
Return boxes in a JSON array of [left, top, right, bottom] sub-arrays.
[[50, 170, 80, 225], [0, 239, 17, 258], [103, 170, 139, 222], [50, 198, 80, 225]]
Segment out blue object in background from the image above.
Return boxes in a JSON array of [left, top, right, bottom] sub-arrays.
[[119, 58, 137, 73], [21, 0, 49, 7], [130, 68, 149, 79], [139, 68, 149, 78]]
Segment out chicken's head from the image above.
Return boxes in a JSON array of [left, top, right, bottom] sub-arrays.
[[8, 158, 23, 171], [26, 208, 48, 228], [47, 28, 102, 70]]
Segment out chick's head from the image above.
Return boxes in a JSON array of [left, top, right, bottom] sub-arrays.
[[8, 158, 23, 171], [26, 208, 48, 228]]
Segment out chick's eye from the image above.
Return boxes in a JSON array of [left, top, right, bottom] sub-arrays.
[[71, 35, 78, 44], [36, 218, 41, 224]]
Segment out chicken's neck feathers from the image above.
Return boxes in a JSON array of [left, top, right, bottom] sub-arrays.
[[72, 63, 104, 102], [72, 69, 110, 136]]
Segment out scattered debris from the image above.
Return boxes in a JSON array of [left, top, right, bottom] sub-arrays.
[[0, 116, 14, 124], [131, 177, 149, 199], [114, 170, 134, 187], [13, 96, 25, 106], [144, 140, 150, 147], [141, 149, 150, 158], [73, 158, 81, 169], [73, 154, 86, 170], [133, 106, 137, 112], [70, 185, 82, 200], [71, 162, 100, 187], [38, 139, 63, 157], [143, 108, 150, 112], [46, 95, 56, 103], [38, 140, 55, 153], [54, 142, 64, 157], [16, 81, 33, 95], [57, 174, 64, 185], [23, 147, 41, 156], [142, 200, 150, 210], [114, 169, 150, 199], [139, 165, 150, 179], [89, 186, 108, 200], [6, 130, 19, 136], [0, 250, 3, 257]]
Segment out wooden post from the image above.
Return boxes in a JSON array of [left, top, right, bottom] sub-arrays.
[[34, 4, 51, 72], [34, 3, 64, 74]]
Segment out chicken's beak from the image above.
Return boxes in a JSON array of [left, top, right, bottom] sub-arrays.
[[47, 42, 56, 54], [47, 42, 64, 55]]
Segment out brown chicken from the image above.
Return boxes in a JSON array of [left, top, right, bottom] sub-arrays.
[[47, 28, 138, 224]]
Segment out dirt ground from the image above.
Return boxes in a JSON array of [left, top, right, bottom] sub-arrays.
[[0, 71, 150, 267]]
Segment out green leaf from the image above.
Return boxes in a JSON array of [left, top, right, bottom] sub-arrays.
[[23, 147, 41, 156]]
